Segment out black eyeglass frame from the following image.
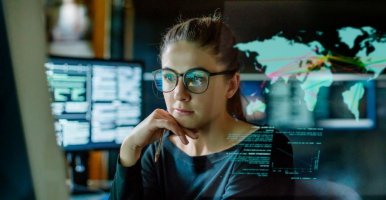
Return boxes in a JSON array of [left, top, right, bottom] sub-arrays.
[[152, 67, 238, 94]]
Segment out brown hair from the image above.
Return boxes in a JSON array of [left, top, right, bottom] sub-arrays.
[[160, 15, 246, 121]]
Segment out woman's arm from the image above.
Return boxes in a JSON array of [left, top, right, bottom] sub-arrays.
[[109, 145, 163, 200], [109, 158, 143, 200], [109, 109, 197, 199]]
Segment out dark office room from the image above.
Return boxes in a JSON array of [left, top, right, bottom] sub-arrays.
[[1, 0, 385, 199]]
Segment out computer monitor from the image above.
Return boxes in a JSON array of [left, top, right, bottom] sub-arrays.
[[239, 79, 267, 124], [240, 76, 376, 130], [1, 0, 68, 199], [314, 76, 376, 130], [45, 57, 143, 151]]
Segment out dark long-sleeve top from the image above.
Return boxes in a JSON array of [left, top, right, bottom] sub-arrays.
[[110, 126, 295, 200]]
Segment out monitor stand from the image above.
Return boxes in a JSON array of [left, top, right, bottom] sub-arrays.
[[66, 152, 104, 195]]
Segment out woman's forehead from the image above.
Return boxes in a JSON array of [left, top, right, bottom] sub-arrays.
[[161, 41, 220, 73]]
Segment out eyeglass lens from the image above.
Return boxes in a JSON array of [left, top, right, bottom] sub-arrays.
[[153, 69, 209, 93]]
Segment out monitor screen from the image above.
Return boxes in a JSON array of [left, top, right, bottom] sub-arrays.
[[45, 57, 143, 151], [239, 79, 267, 124], [240, 77, 376, 130], [314, 77, 376, 130]]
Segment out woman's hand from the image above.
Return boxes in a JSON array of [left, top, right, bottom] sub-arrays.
[[119, 109, 198, 167]]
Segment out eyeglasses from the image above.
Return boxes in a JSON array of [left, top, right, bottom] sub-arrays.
[[152, 67, 237, 94]]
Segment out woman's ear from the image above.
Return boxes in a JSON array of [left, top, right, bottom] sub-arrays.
[[226, 72, 240, 99]]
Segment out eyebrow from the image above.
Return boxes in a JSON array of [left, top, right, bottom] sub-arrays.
[[162, 66, 207, 74]]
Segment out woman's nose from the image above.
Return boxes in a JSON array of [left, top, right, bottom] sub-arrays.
[[173, 77, 191, 101]]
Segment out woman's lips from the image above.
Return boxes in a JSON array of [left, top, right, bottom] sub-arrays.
[[174, 108, 194, 116]]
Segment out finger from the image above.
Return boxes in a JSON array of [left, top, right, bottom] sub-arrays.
[[154, 109, 197, 139], [156, 119, 189, 145], [182, 128, 199, 139], [153, 109, 198, 142], [161, 112, 198, 140], [148, 128, 164, 144], [150, 109, 181, 135]]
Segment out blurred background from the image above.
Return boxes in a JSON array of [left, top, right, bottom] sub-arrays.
[[1, 0, 385, 199]]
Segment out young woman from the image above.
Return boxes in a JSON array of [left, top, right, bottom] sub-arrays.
[[110, 15, 294, 199]]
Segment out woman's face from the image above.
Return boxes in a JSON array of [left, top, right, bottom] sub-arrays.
[[161, 41, 233, 129]]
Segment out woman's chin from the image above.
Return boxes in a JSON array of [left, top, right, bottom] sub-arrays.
[[174, 117, 198, 129]]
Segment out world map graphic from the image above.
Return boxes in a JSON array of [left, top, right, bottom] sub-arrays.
[[236, 27, 386, 121]]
